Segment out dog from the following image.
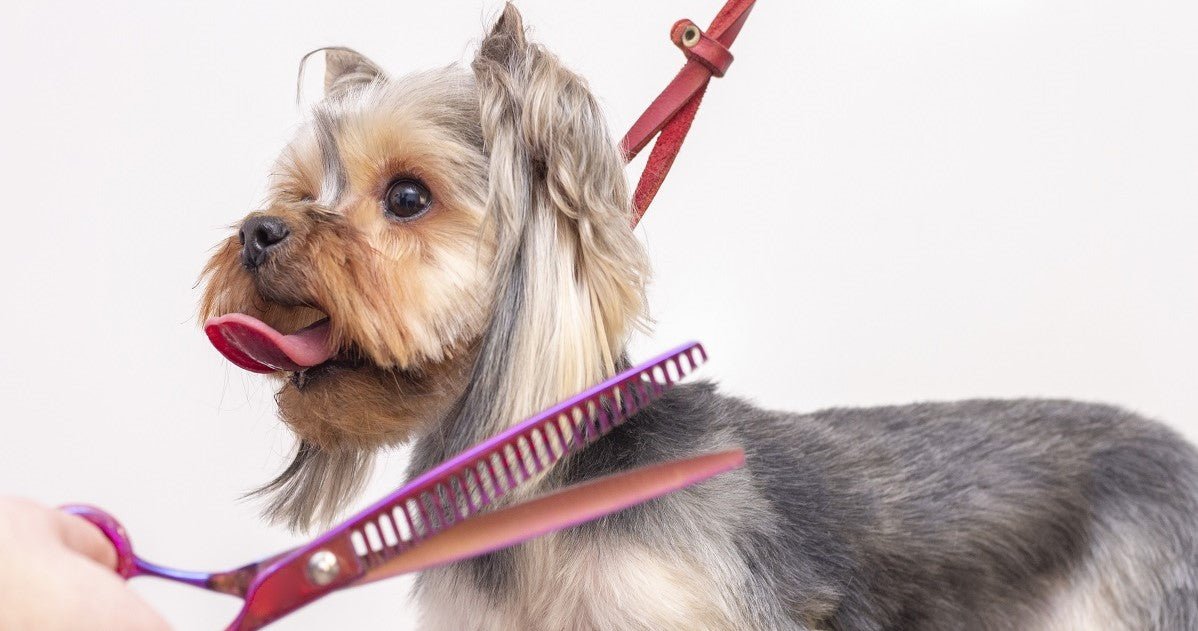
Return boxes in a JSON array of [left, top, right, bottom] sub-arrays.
[[199, 5, 1198, 629]]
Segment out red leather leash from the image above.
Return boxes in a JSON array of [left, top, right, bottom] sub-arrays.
[[621, 0, 757, 227]]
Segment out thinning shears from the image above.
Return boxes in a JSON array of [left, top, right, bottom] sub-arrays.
[[64, 342, 743, 630]]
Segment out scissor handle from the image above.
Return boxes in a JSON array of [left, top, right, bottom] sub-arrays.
[[60, 504, 139, 579]]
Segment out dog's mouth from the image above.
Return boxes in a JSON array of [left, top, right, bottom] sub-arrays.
[[204, 313, 365, 389]]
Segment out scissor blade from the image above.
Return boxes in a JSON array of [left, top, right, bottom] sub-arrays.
[[354, 448, 745, 583]]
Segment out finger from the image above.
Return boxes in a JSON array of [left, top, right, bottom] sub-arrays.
[[53, 510, 119, 571]]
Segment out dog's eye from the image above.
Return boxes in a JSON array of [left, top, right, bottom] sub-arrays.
[[384, 179, 432, 219]]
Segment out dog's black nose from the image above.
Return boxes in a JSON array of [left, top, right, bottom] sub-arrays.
[[239, 216, 290, 270]]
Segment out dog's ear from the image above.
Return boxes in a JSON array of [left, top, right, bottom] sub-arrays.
[[477, 3, 527, 70], [472, 3, 534, 238], [320, 47, 385, 98], [469, 3, 649, 426]]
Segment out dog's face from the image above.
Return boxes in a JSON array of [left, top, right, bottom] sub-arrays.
[[201, 5, 649, 528], [201, 57, 490, 452]]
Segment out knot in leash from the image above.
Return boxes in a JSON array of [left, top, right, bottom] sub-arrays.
[[673, 20, 734, 77]]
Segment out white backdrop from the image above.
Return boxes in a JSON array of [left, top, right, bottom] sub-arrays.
[[1, 1, 1196, 628]]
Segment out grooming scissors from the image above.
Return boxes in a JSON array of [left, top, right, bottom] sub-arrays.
[[63, 342, 743, 630]]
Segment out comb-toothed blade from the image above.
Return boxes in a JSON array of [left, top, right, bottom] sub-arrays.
[[338, 341, 707, 567], [229, 342, 707, 631], [357, 448, 746, 581]]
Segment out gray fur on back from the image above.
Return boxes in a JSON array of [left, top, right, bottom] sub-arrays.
[[414, 382, 1198, 630]]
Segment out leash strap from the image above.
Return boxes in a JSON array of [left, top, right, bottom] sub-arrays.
[[621, 0, 757, 226]]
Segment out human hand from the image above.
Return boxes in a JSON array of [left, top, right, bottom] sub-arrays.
[[0, 497, 169, 630]]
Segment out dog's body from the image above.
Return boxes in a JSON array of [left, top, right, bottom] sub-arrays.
[[199, 5, 1198, 629], [414, 385, 1198, 630]]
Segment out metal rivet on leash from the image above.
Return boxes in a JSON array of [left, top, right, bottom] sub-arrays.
[[306, 550, 340, 586], [681, 24, 701, 48]]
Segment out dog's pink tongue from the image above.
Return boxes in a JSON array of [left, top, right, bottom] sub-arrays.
[[204, 314, 334, 374]]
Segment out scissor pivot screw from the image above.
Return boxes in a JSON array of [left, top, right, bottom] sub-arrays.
[[306, 550, 341, 586]]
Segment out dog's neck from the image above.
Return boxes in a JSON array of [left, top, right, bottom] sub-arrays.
[[410, 218, 625, 476]]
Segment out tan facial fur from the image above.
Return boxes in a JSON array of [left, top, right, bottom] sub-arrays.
[[202, 68, 492, 448]]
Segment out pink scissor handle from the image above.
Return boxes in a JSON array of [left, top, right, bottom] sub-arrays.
[[60, 504, 139, 579]]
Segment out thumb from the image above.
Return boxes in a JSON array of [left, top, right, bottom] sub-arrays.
[[53, 510, 119, 571]]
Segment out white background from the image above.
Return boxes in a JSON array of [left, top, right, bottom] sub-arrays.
[[1, 0, 1196, 628]]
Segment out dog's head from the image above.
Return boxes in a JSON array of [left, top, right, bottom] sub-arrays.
[[200, 5, 649, 529]]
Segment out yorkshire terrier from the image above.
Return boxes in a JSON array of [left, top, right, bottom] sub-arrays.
[[200, 5, 1198, 629]]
